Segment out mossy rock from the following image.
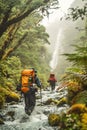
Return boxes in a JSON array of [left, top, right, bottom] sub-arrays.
[[6, 92, 20, 102], [48, 113, 60, 126], [0, 87, 20, 106], [57, 97, 67, 107], [81, 113, 87, 130], [44, 98, 59, 105], [72, 90, 87, 105], [0, 118, 4, 124], [0, 87, 8, 108], [68, 104, 87, 114], [0, 95, 5, 109], [44, 98, 53, 105]]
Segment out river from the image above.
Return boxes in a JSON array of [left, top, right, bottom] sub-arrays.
[[0, 87, 68, 130]]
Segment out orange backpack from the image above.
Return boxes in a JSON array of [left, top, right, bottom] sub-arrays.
[[21, 69, 35, 93]]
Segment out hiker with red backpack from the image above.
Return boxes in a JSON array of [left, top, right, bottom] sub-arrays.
[[18, 68, 41, 115], [47, 74, 57, 91]]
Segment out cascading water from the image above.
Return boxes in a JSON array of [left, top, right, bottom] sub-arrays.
[[0, 90, 68, 130], [49, 29, 63, 72]]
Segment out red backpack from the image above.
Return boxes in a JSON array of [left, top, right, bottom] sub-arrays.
[[49, 74, 57, 82]]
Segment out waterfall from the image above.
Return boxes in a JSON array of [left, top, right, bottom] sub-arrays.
[[43, 0, 75, 72], [49, 29, 62, 71]]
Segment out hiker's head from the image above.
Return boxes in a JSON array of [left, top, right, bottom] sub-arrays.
[[31, 68, 37, 73], [34, 70, 37, 73]]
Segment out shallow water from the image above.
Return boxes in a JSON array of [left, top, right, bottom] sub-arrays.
[[0, 88, 68, 130]]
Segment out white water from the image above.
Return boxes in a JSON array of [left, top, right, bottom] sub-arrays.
[[0, 88, 68, 130], [49, 29, 62, 71]]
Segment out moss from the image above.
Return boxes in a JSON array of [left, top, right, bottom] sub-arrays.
[[48, 113, 60, 126], [0, 95, 5, 109], [68, 104, 87, 114], [57, 97, 67, 107], [66, 80, 83, 105], [0, 87, 9, 95], [68, 81, 82, 93], [0, 87, 20, 107], [60, 113, 81, 130], [81, 113, 87, 130], [6, 91, 20, 102], [72, 90, 87, 105], [0, 87, 8, 108]]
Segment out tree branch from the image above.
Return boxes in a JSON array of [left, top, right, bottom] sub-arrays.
[[0, 6, 40, 37], [2, 32, 28, 59]]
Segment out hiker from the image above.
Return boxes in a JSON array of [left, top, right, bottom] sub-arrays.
[[47, 74, 57, 91], [19, 68, 41, 115]]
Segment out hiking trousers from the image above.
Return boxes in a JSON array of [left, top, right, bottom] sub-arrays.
[[51, 85, 55, 91], [24, 87, 36, 114]]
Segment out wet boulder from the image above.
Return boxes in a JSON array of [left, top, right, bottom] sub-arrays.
[[6, 111, 15, 120], [48, 113, 60, 126], [6, 92, 20, 103], [0, 118, 4, 125], [68, 104, 87, 114], [57, 97, 67, 107], [44, 98, 59, 105]]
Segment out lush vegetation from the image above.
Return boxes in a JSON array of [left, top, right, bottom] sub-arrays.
[[48, 24, 87, 129], [57, 8, 87, 128], [0, 0, 59, 107]]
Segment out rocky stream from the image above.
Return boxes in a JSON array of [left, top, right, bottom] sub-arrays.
[[0, 87, 69, 130]]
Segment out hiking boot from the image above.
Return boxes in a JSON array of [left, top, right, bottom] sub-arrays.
[[25, 109, 31, 115]]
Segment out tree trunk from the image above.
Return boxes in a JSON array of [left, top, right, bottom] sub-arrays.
[[0, 8, 36, 37], [2, 32, 28, 60]]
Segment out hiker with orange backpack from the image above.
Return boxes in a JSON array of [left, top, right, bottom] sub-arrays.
[[47, 74, 57, 91], [19, 68, 41, 115]]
